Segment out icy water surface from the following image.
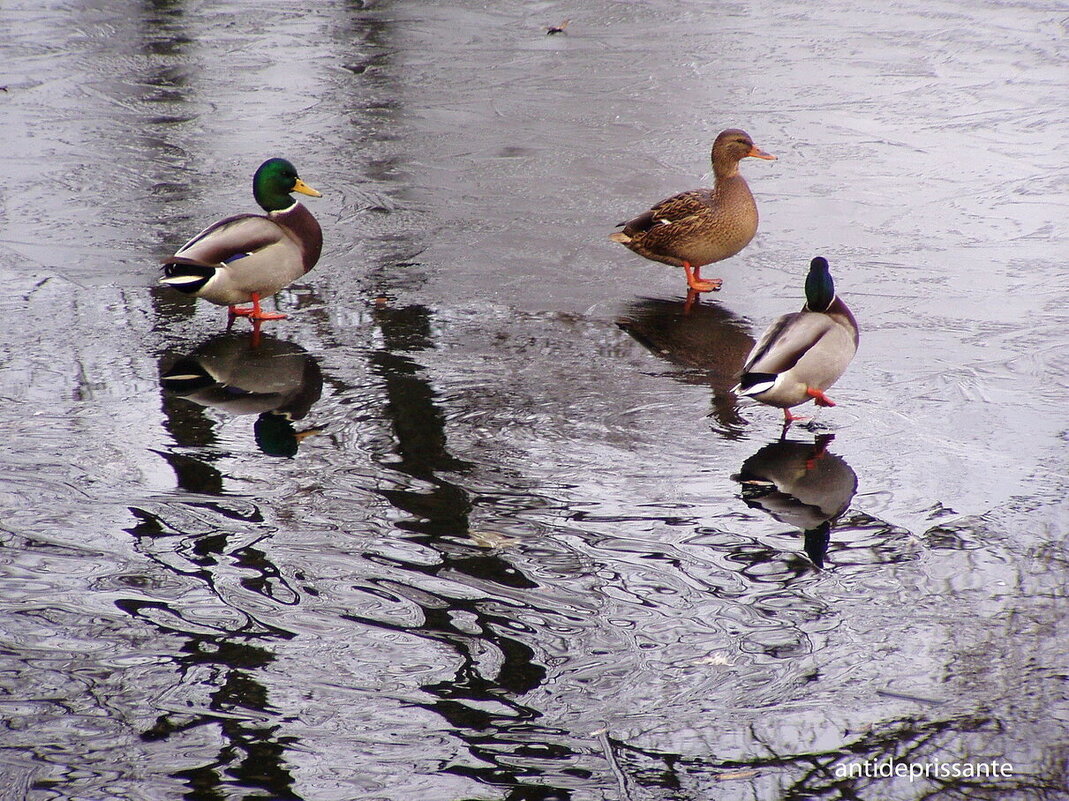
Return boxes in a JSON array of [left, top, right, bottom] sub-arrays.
[[1, 0, 1066, 799]]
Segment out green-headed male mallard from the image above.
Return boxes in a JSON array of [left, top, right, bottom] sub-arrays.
[[609, 129, 775, 293], [160, 158, 322, 321], [735, 257, 859, 424]]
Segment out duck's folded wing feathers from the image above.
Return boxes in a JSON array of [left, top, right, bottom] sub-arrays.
[[171, 214, 285, 264], [619, 190, 712, 235], [742, 312, 834, 375]]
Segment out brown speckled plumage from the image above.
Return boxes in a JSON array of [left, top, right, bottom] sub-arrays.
[[610, 129, 775, 292]]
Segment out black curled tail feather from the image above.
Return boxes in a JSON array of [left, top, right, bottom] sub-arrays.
[[159, 357, 215, 394], [160, 258, 217, 295], [737, 371, 778, 396]]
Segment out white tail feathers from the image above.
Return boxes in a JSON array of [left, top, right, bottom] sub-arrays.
[[735, 374, 779, 397], [160, 273, 211, 287]]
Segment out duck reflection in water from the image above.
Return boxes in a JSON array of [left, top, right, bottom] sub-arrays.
[[160, 332, 323, 457], [732, 434, 857, 567], [617, 295, 755, 430]]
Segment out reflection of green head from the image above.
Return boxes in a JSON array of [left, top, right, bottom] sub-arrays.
[[252, 158, 321, 212], [255, 412, 299, 457], [804, 256, 835, 312]]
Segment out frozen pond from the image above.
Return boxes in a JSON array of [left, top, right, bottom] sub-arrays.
[[1, 0, 1066, 798]]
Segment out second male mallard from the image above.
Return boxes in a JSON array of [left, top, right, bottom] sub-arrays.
[[610, 129, 775, 293], [160, 158, 322, 322], [735, 257, 859, 425]]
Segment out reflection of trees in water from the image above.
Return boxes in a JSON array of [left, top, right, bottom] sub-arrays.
[[123, 507, 302, 800], [145, 293, 590, 799], [313, 296, 1064, 800], [590, 713, 1060, 800], [357, 301, 586, 797], [139, 636, 300, 800], [140, 249, 1060, 801]]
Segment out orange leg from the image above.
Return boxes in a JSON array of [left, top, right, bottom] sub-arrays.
[[228, 292, 287, 322], [683, 288, 700, 314], [807, 388, 836, 407], [682, 261, 723, 293], [805, 436, 831, 470]]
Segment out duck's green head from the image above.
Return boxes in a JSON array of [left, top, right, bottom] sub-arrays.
[[252, 158, 321, 212], [804, 256, 836, 312]]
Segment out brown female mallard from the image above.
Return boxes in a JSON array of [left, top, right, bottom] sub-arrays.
[[160, 158, 322, 322], [609, 128, 775, 292]]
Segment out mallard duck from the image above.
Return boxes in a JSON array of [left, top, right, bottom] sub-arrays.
[[735, 257, 858, 424], [160, 158, 322, 321], [609, 128, 775, 293]]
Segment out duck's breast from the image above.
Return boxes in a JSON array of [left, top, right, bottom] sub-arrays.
[[662, 177, 758, 266], [271, 203, 323, 274]]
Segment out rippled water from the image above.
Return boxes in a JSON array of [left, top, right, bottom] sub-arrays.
[[1, 0, 1066, 799]]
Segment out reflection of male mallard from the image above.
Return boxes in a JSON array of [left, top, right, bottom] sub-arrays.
[[160, 158, 322, 322], [160, 333, 323, 457], [736, 257, 858, 425], [610, 129, 775, 293], [734, 435, 858, 566]]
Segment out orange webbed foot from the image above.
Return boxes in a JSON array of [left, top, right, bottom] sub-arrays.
[[806, 388, 836, 407], [682, 262, 723, 293], [228, 293, 287, 322]]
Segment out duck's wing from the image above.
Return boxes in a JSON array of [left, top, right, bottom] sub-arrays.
[[741, 311, 835, 376], [168, 214, 286, 266], [617, 189, 713, 235]]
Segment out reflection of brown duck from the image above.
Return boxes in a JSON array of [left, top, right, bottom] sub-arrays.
[[160, 332, 323, 456], [617, 296, 755, 430], [610, 129, 775, 293], [733, 434, 857, 566]]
